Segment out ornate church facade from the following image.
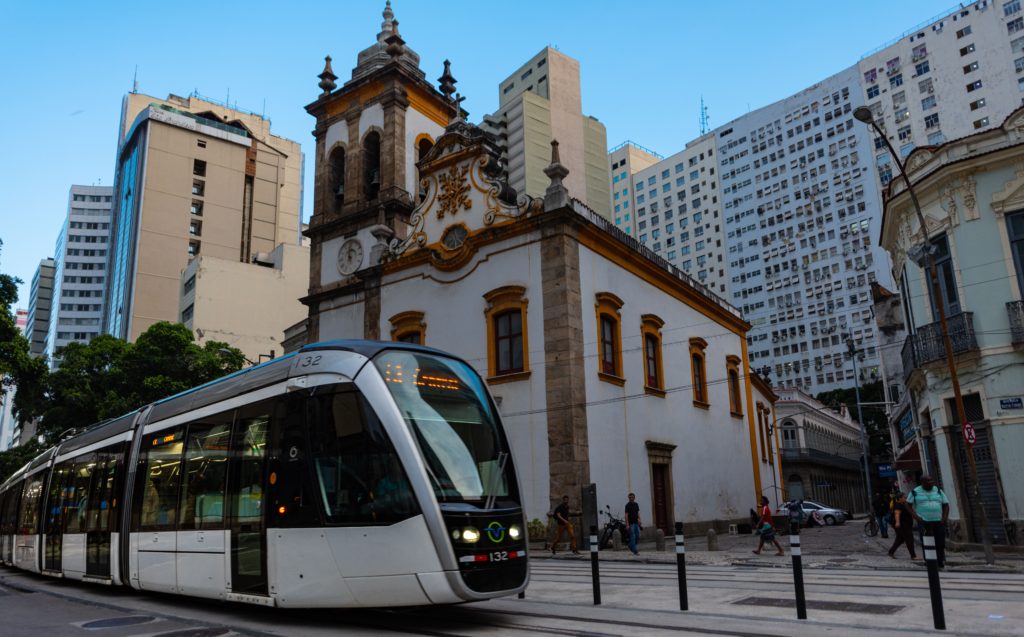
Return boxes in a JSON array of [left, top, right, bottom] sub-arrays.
[[299, 4, 781, 530]]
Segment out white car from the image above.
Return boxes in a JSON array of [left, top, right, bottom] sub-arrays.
[[778, 500, 847, 526]]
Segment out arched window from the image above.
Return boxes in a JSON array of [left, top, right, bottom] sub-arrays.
[[689, 337, 709, 407], [640, 314, 665, 395], [363, 131, 381, 200], [416, 135, 434, 202], [595, 293, 624, 384], [389, 311, 426, 344], [726, 355, 743, 417], [484, 286, 530, 383], [329, 146, 346, 212]]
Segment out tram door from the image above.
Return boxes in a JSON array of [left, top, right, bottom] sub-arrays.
[[43, 465, 70, 572], [228, 404, 270, 595], [86, 448, 120, 578]]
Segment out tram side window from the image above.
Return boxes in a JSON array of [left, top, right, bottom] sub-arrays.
[[135, 429, 185, 531], [307, 389, 418, 525], [45, 463, 73, 536], [86, 445, 124, 533], [64, 458, 93, 533], [17, 476, 44, 534], [271, 394, 320, 527], [179, 422, 231, 530], [1, 485, 21, 534]]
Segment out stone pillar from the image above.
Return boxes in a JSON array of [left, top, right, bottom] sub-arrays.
[[343, 107, 363, 216], [380, 85, 409, 201], [541, 225, 589, 512], [362, 268, 382, 340]]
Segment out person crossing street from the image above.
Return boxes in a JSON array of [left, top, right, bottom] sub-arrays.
[[624, 493, 641, 555]]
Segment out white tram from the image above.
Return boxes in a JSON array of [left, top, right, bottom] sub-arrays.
[[0, 341, 528, 607]]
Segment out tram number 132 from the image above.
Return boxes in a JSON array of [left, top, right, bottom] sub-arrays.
[[490, 551, 509, 562]]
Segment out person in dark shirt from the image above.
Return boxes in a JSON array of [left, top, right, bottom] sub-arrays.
[[624, 493, 641, 555], [887, 492, 918, 560], [551, 495, 578, 555]]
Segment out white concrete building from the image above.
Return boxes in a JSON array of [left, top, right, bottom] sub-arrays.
[[857, 1, 1024, 174], [46, 185, 112, 365], [609, 140, 662, 238], [716, 68, 892, 393], [880, 105, 1024, 545], [624, 134, 729, 297], [610, 3, 1024, 396]]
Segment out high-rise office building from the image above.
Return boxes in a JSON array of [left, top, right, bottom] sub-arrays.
[[483, 47, 611, 218], [47, 185, 112, 364], [612, 134, 730, 297], [103, 92, 303, 341], [610, 2, 1024, 394], [25, 258, 55, 357]]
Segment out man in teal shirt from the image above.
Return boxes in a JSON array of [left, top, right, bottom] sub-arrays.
[[907, 475, 950, 568]]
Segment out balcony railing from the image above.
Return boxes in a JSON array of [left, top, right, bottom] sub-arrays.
[[901, 312, 978, 382], [781, 446, 862, 471], [1008, 301, 1024, 345]]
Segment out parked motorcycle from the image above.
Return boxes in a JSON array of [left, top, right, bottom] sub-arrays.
[[598, 505, 628, 549]]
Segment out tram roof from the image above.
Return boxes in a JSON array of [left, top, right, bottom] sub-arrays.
[[298, 339, 460, 360]]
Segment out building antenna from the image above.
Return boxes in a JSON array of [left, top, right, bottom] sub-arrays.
[[132, 65, 139, 94], [699, 96, 710, 135]]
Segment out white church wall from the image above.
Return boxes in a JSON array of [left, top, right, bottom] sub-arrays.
[[578, 244, 757, 527]]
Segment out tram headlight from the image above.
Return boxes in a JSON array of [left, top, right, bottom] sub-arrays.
[[461, 527, 481, 543], [508, 525, 521, 540]]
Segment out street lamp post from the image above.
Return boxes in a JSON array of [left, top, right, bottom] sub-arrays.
[[844, 334, 873, 518], [853, 107, 994, 564]]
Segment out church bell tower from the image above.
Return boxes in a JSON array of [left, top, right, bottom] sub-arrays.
[[303, 2, 461, 341]]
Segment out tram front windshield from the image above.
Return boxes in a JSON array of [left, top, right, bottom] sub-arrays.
[[374, 351, 515, 505]]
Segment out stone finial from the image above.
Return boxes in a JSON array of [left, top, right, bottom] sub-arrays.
[[438, 59, 457, 102], [381, 0, 394, 36], [385, 19, 405, 59], [543, 139, 570, 211], [318, 55, 337, 96]]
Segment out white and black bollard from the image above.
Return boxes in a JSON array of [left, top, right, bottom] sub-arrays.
[[675, 521, 688, 611], [789, 529, 807, 620], [923, 533, 946, 630], [590, 525, 601, 605]]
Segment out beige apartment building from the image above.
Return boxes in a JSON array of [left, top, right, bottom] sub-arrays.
[[179, 242, 309, 363], [104, 92, 302, 341], [483, 48, 611, 218]]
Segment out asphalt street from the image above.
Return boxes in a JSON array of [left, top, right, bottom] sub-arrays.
[[0, 520, 1020, 636]]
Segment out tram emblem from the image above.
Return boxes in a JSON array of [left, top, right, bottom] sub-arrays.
[[485, 521, 506, 543]]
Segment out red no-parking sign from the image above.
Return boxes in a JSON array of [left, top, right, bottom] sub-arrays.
[[963, 422, 977, 447]]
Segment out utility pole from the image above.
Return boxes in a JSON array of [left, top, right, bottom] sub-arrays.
[[845, 333, 873, 517], [853, 107, 995, 564]]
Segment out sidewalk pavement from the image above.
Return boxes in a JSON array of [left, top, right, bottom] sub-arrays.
[[548, 517, 1024, 573]]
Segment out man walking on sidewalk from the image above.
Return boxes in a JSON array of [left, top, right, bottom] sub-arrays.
[[872, 491, 890, 538], [907, 475, 949, 568], [624, 493, 641, 555], [551, 495, 579, 555]]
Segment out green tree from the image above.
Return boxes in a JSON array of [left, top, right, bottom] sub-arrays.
[[0, 319, 245, 481], [815, 381, 892, 460], [0, 267, 50, 477]]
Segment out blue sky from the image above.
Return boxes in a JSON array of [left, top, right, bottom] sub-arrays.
[[1, 0, 955, 307]]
